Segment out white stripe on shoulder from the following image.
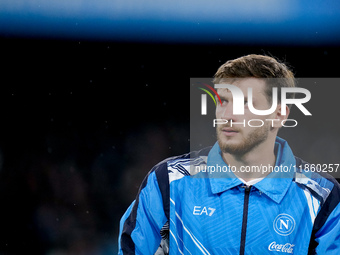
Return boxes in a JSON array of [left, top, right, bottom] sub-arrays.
[[168, 156, 207, 183], [295, 172, 331, 203], [302, 189, 320, 223]]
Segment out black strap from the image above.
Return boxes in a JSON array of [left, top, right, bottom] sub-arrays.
[[155, 162, 170, 220]]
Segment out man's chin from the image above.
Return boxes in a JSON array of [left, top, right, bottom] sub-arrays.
[[218, 139, 244, 154], [220, 145, 244, 155]]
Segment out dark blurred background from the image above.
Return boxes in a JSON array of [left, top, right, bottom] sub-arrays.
[[1, 1, 340, 254]]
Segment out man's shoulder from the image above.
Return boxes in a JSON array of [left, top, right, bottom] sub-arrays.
[[294, 156, 340, 205], [294, 157, 340, 253], [150, 146, 212, 175], [145, 146, 212, 220]]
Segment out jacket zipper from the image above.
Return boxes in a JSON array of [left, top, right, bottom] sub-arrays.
[[240, 185, 251, 255]]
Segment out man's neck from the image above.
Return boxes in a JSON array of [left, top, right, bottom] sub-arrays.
[[221, 139, 276, 182]]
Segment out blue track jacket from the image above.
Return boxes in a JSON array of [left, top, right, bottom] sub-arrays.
[[118, 137, 340, 254]]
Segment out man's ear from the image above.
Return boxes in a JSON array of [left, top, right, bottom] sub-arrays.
[[272, 105, 290, 128]]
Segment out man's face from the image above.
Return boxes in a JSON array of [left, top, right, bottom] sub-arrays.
[[216, 78, 276, 155]]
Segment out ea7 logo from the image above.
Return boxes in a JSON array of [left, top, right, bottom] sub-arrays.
[[193, 206, 216, 216], [273, 214, 296, 236]]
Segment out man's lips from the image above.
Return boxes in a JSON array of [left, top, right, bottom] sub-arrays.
[[221, 127, 239, 136], [222, 127, 239, 132]]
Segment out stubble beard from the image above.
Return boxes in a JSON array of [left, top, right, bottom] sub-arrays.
[[216, 124, 270, 156]]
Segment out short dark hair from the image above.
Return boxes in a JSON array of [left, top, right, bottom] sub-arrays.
[[213, 54, 296, 102]]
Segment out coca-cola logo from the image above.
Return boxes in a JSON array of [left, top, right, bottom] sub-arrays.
[[268, 242, 295, 253]]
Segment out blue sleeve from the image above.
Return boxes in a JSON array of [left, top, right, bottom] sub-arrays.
[[314, 203, 340, 254], [118, 201, 135, 253], [118, 171, 168, 255]]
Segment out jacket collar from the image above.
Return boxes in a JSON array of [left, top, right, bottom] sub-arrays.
[[207, 137, 295, 204]]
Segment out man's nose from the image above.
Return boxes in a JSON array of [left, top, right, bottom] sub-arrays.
[[219, 103, 235, 120]]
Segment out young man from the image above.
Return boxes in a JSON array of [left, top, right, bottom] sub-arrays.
[[118, 55, 340, 254]]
